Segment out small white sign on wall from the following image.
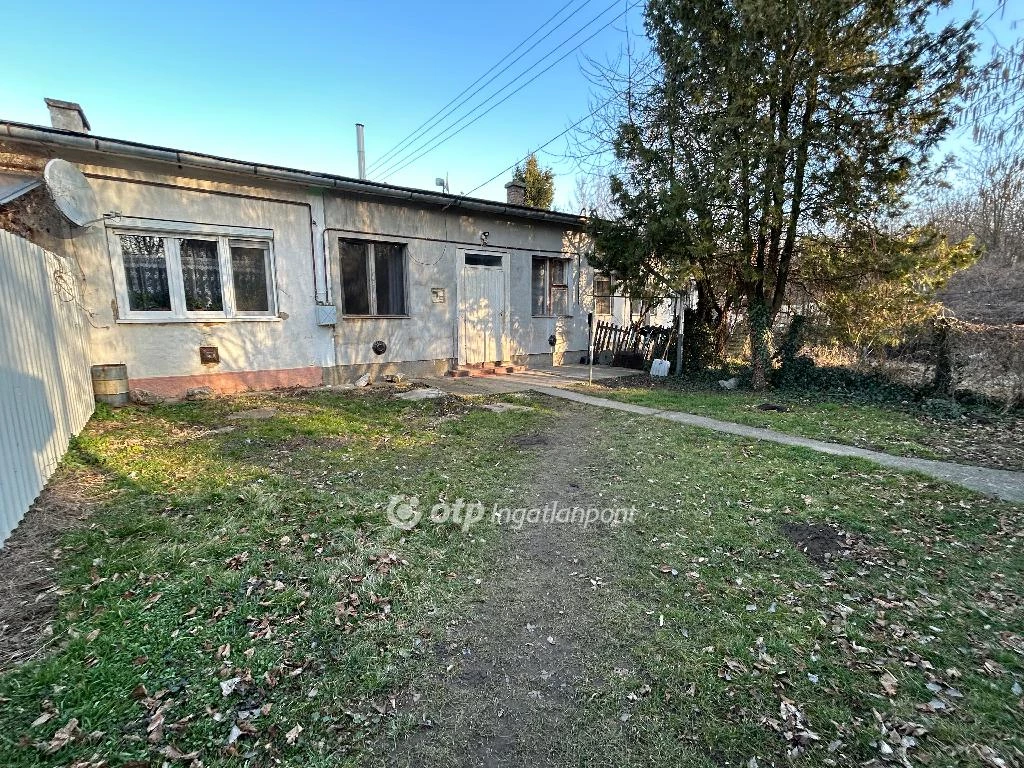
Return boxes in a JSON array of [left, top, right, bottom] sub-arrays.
[[431, 288, 446, 304]]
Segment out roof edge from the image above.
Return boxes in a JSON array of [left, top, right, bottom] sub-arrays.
[[0, 121, 586, 228]]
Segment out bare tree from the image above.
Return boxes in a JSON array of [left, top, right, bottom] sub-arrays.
[[927, 138, 1024, 323]]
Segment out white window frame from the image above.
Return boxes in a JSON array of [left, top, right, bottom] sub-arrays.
[[337, 235, 411, 319], [106, 220, 278, 323]]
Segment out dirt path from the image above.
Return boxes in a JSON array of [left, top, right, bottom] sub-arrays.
[[380, 404, 630, 767]]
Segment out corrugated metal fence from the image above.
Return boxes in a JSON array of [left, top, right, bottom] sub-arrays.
[[0, 229, 94, 545]]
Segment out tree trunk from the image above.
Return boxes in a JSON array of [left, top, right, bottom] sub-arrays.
[[748, 301, 774, 390], [932, 317, 954, 396]]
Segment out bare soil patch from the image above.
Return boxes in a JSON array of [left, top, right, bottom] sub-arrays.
[[0, 467, 110, 671], [508, 432, 549, 448], [779, 521, 854, 566]]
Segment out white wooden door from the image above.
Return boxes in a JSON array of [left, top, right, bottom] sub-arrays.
[[462, 264, 505, 364]]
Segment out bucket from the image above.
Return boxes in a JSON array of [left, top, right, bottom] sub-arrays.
[[91, 363, 129, 407]]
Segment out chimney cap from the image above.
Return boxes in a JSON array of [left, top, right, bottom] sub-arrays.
[[44, 98, 91, 133], [504, 179, 527, 189]]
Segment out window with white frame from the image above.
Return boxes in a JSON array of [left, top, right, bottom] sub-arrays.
[[531, 256, 569, 316], [339, 238, 408, 316], [594, 273, 613, 316], [110, 228, 276, 320]]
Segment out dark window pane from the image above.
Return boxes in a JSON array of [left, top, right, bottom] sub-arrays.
[[465, 253, 502, 267], [549, 259, 566, 285], [231, 244, 270, 312], [531, 257, 547, 315], [595, 274, 611, 315], [549, 259, 568, 315], [551, 285, 568, 316], [179, 238, 223, 312], [120, 234, 171, 311], [374, 242, 406, 315], [340, 239, 370, 315]]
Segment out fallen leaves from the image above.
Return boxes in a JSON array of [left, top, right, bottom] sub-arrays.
[[45, 717, 80, 753], [879, 670, 899, 697], [159, 744, 201, 762], [219, 677, 242, 697], [761, 698, 819, 758], [285, 723, 303, 745]]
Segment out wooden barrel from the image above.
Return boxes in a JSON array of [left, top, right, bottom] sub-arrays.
[[91, 363, 129, 407]]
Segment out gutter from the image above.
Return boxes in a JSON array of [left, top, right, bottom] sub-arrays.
[[0, 121, 586, 229]]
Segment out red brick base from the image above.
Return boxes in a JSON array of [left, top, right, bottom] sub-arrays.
[[129, 366, 323, 399]]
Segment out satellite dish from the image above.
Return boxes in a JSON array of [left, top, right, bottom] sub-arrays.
[[43, 159, 99, 227]]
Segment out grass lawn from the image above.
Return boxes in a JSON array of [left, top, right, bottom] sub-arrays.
[[574, 376, 1024, 471], [549, 406, 1024, 767], [0, 387, 1021, 767], [0, 389, 545, 767]]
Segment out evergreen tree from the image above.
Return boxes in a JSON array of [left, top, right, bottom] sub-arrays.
[[513, 154, 555, 210], [593, 0, 977, 388]]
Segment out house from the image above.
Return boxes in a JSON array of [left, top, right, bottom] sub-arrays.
[[0, 100, 610, 399]]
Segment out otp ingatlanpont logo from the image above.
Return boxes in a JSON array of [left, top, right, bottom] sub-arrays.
[[385, 495, 422, 530]]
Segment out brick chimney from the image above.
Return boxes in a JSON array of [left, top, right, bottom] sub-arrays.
[[44, 98, 90, 133], [504, 179, 527, 207]]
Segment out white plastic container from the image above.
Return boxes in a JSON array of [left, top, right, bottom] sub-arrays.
[[650, 358, 670, 377]]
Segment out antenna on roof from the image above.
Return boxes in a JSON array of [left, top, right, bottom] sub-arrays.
[[42, 159, 101, 227]]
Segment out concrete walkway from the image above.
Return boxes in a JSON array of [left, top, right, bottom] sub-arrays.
[[430, 369, 1024, 503], [528, 387, 1024, 504], [436, 363, 634, 396]]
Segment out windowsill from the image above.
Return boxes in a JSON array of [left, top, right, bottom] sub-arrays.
[[532, 315, 574, 319], [116, 316, 282, 324], [342, 314, 410, 320]]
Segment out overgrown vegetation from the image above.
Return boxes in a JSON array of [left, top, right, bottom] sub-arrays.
[[511, 153, 555, 210], [588, 0, 977, 388]]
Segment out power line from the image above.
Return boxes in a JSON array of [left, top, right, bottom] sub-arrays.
[[444, 68, 652, 207], [379, 0, 641, 181], [367, 0, 592, 175], [372, 0, 618, 179]]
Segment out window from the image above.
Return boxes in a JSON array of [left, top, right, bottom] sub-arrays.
[[111, 228, 275, 320], [339, 238, 408, 316], [465, 253, 503, 267], [121, 235, 171, 312], [531, 256, 570, 317], [594, 273, 613, 316]]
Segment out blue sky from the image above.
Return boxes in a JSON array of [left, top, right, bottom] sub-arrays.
[[2, 0, 1017, 209], [2, 0, 646, 210]]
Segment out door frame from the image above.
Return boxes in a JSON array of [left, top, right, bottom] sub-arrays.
[[456, 247, 511, 365]]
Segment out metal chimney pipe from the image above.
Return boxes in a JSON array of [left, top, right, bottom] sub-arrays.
[[356, 123, 366, 180]]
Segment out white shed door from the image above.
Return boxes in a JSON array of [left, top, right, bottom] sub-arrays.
[[462, 263, 505, 364]]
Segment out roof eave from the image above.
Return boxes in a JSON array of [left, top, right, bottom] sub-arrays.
[[0, 121, 587, 229]]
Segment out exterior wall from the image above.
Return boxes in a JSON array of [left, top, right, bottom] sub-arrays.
[[313, 194, 595, 381], [1, 138, 597, 396], [1, 140, 333, 397]]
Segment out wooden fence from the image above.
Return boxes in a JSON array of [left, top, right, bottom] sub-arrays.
[[0, 230, 94, 545], [592, 320, 675, 370]]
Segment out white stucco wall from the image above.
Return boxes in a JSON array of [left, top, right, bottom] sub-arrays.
[[323, 196, 594, 369], [3, 141, 597, 392]]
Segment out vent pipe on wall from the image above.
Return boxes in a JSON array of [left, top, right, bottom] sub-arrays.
[[356, 123, 366, 180]]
